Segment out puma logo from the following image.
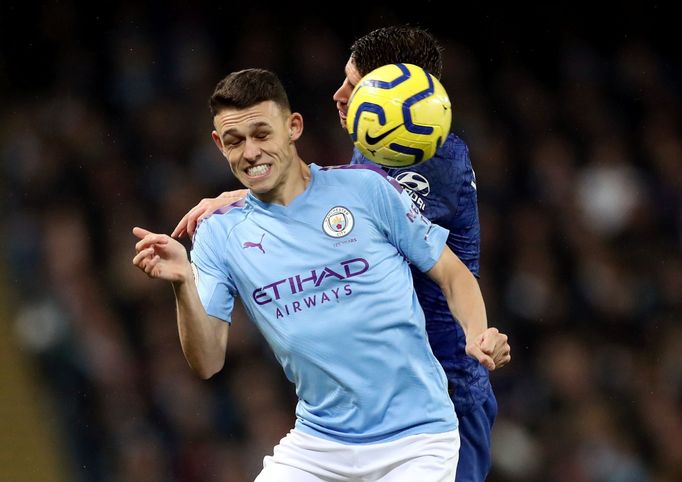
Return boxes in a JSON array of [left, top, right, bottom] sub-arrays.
[[243, 233, 265, 254], [364, 124, 402, 146]]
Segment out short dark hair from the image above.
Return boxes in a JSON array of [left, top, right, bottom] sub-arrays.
[[209, 68, 291, 117], [350, 25, 444, 79]]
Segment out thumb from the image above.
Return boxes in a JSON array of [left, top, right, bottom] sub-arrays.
[[171, 217, 187, 239], [467, 344, 495, 371]]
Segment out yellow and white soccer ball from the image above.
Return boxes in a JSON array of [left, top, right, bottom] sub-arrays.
[[346, 63, 452, 168]]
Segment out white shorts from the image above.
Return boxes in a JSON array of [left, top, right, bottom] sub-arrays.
[[255, 428, 459, 482]]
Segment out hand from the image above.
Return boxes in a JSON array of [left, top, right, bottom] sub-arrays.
[[171, 189, 248, 239], [132, 227, 192, 282], [466, 327, 511, 371]]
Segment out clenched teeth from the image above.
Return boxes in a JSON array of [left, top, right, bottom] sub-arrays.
[[247, 164, 270, 176]]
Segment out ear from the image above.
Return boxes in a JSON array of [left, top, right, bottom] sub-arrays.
[[211, 131, 227, 157], [288, 112, 304, 141]]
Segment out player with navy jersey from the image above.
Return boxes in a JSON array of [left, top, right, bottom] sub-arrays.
[[172, 26, 510, 482], [136, 68, 509, 481], [338, 27, 501, 481], [350, 135, 487, 408], [351, 132, 494, 477]]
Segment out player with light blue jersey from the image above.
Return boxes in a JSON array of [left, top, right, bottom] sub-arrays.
[[136, 68, 509, 481], [191, 162, 456, 444]]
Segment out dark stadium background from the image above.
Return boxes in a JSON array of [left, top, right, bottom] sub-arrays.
[[1, 2, 680, 481]]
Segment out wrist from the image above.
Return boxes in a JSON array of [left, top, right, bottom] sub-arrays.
[[465, 327, 487, 344], [172, 262, 195, 288]]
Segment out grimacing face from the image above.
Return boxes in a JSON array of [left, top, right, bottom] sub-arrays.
[[211, 100, 302, 202], [332, 58, 364, 131]]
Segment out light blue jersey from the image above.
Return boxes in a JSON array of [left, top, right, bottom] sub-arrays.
[[190, 163, 456, 444]]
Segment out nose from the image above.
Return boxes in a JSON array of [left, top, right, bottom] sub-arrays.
[[333, 81, 350, 104], [333, 86, 344, 103], [243, 137, 261, 161]]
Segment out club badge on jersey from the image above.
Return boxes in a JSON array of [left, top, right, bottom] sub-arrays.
[[323, 206, 355, 238]]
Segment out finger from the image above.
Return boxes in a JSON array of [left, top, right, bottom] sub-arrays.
[[494, 353, 512, 369], [478, 328, 499, 352], [132, 247, 155, 266], [481, 330, 506, 355], [187, 207, 208, 237], [132, 226, 152, 239], [494, 340, 511, 361], [492, 345, 511, 364], [467, 345, 495, 371], [132, 247, 153, 266], [144, 255, 161, 275], [171, 213, 189, 238], [187, 217, 197, 237], [135, 233, 169, 252], [485, 338, 509, 358], [186, 205, 202, 232], [175, 203, 207, 238], [219, 189, 248, 201], [189, 211, 211, 237]]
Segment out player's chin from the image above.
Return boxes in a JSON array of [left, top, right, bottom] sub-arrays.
[[243, 172, 273, 191]]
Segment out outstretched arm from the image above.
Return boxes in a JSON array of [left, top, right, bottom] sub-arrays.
[[171, 189, 249, 239], [427, 246, 511, 370], [132, 226, 228, 378]]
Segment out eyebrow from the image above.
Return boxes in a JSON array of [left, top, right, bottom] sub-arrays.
[[221, 121, 271, 141], [346, 67, 362, 87]]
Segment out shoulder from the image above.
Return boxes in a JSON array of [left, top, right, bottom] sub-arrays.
[[350, 134, 471, 173], [192, 199, 249, 245], [438, 133, 470, 161], [316, 163, 404, 193], [407, 133, 473, 178], [348, 134, 473, 189]]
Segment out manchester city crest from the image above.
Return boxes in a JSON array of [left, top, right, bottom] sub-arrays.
[[322, 206, 354, 238]]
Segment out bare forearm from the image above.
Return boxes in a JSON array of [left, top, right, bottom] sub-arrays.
[[428, 248, 488, 341], [172, 277, 228, 379], [428, 247, 511, 370], [132, 227, 229, 377], [442, 267, 488, 342]]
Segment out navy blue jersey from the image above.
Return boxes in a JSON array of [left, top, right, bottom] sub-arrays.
[[351, 133, 491, 413]]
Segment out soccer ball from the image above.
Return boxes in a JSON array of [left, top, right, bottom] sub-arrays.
[[346, 63, 452, 168]]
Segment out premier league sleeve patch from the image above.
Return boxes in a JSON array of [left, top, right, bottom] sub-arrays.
[[322, 206, 355, 238]]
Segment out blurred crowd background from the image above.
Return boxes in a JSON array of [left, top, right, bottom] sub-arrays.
[[1, 2, 680, 481]]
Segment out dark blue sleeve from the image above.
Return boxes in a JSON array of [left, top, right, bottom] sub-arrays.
[[350, 137, 481, 277]]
